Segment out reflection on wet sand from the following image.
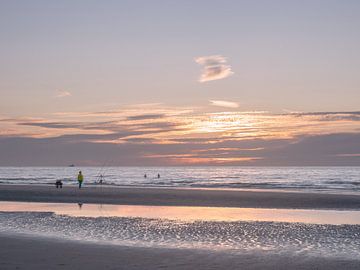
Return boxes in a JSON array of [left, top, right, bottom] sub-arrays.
[[1, 201, 360, 225]]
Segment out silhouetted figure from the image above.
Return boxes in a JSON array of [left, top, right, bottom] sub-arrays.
[[99, 174, 104, 184], [77, 171, 83, 189], [157, 173, 160, 178], [78, 203, 83, 209], [144, 174, 147, 178], [55, 180, 63, 188]]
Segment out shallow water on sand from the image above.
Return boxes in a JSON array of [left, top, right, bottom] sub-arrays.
[[0, 202, 360, 259], [1, 201, 360, 225]]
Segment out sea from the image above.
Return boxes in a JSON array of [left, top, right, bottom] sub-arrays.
[[0, 166, 359, 193]]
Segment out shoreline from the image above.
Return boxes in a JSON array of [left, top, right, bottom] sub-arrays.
[[1, 184, 360, 210], [4, 182, 360, 195]]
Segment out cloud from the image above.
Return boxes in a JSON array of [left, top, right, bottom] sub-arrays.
[[195, 55, 234, 82], [3, 106, 360, 165], [209, 100, 239, 108], [3, 133, 360, 166], [259, 133, 360, 166], [55, 90, 71, 98], [292, 111, 360, 122], [127, 114, 166, 121]]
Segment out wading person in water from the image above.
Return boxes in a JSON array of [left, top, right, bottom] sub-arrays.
[[77, 171, 84, 189]]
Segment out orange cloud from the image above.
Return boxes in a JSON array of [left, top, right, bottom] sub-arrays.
[[2, 107, 360, 165], [209, 100, 239, 108]]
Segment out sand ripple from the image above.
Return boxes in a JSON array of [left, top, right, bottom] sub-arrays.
[[0, 211, 359, 259]]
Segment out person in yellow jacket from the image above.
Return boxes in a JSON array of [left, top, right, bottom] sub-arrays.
[[77, 171, 84, 189]]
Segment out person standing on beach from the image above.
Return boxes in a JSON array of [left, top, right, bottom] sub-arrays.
[[77, 171, 84, 189]]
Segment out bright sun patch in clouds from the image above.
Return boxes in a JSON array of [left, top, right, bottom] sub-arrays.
[[2, 103, 360, 166], [195, 55, 234, 82], [209, 100, 239, 108], [55, 90, 72, 98]]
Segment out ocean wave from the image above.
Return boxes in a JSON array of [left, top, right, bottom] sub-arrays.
[[0, 177, 49, 181], [324, 180, 360, 186], [170, 180, 195, 184], [1, 167, 360, 193]]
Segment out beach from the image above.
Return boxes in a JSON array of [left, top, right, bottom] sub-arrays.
[[2, 0, 360, 269], [1, 184, 360, 209], [1, 233, 360, 270], [1, 184, 360, 269]]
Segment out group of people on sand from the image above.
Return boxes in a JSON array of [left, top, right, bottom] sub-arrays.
[[55, 171, 84, 189], [144, 173, 160, 179]]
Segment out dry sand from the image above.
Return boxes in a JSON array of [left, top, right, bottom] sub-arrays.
[[0, 184, 360, 209]]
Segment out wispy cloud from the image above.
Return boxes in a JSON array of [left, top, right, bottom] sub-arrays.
[[209, 100, 239, 108], [55, 90, 72, 98], [127, 114, 166, 121], [195, 55, 234, 82]]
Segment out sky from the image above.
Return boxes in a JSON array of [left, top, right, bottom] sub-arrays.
[[0, 0, 360, 166]]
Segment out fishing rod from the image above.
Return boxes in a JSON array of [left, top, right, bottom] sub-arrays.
[[96, 159, 112, 185]]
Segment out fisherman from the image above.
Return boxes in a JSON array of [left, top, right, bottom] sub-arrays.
[[157, 173, 160, 178], [99, 174, 104, 184], [77, 171, 84, 189]]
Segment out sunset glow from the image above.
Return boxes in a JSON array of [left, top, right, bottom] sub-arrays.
[[1, 104, 360, 165], [0, 1, 359, 166]]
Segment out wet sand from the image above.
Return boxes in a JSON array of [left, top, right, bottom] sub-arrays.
[[0, 233, 359, 270], [0, 184, 360, 209], [1, 185, 360, 269]]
